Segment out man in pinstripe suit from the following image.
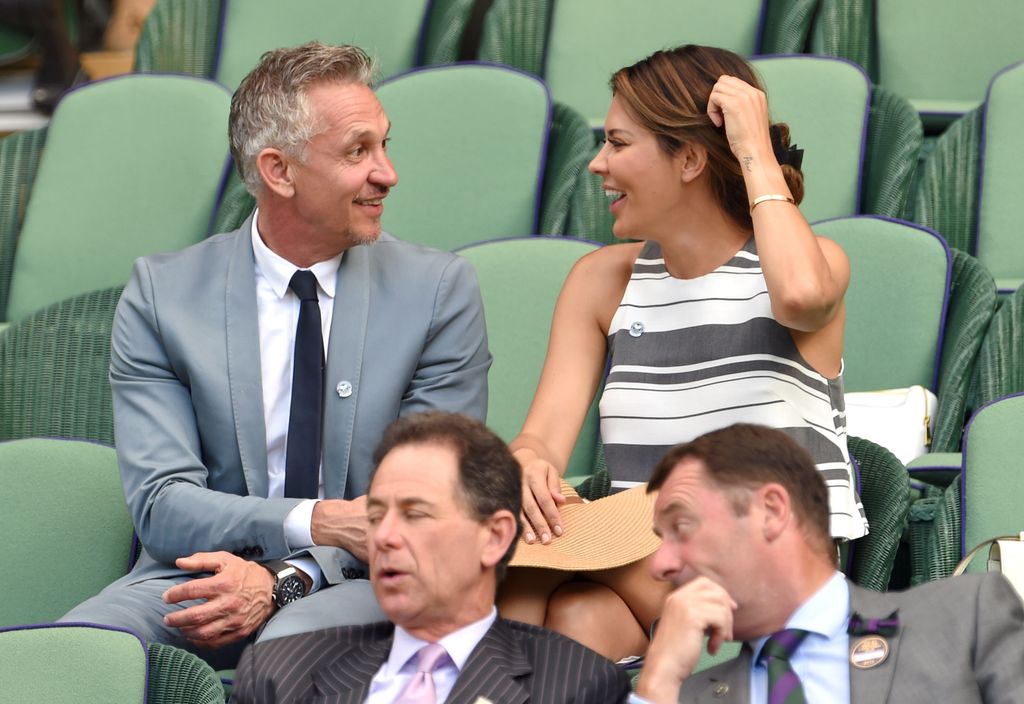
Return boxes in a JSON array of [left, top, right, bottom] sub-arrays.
[[233, 412, 630, 703]]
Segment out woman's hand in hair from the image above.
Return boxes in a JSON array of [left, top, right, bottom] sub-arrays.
[[706, 75, 774, 173]]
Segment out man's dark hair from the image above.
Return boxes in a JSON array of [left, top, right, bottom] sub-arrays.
[[648, 424, 833, 559], [372, 411, 523, 580]]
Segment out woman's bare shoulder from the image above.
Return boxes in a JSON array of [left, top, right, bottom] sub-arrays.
[[568, 241, 645, 287]]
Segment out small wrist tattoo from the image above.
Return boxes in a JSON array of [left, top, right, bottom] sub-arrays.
[[742, 156, 753, 172]]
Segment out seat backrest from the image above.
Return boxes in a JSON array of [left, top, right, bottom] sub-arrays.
[[961, 393, 1024, 564], [0, 625, 147, 703], [970, 284, 1024, 412], [813, 216, 950, 392], [4, 75, 230, 323], [378, 65, 549, 249], [0, 286, 122, 444], [545, 0, 765, 127], [456, 237, 600, 478], [0, 438, 133, 627], [753, 56, 870, 222], [479, 0, 764, 128], [213, 0, 430, 89], [977, 62, 1024, 293], [876, 0, 1024, 126]]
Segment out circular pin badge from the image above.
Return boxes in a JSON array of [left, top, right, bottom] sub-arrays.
[[629, 321, 645, 337], [850, 635, 889, 669], [336, 380, 353, 398]]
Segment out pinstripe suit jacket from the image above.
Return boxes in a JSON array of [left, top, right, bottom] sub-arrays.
[[232, 618, 631, 703]]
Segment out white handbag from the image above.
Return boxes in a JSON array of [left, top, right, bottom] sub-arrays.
[[953, 532, 1024, 601], [844, 385, 938, 464]]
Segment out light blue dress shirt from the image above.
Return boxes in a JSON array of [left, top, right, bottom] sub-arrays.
[[629, 572, 851, 704]]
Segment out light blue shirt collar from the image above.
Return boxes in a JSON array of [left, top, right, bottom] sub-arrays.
[[749, 571, 851, 704]]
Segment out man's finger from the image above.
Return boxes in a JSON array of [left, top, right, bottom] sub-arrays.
[[163, 574, 225, 605], [175, 551, 229, 573]]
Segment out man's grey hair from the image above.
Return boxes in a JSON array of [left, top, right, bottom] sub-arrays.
[[229, 42, 377, 195]]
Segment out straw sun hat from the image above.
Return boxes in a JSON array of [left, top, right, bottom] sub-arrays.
[[509, 480, 662, 571]]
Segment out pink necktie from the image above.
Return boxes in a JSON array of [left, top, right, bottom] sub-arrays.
[[393, 642, 449, 704]]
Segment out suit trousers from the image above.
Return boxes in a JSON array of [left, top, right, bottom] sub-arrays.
[[61, 577, 384, 670]]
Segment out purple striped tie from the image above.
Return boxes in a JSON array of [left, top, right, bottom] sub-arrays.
[[758, 629, 810, 704]]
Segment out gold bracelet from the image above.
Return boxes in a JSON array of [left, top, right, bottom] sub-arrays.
[[750, 194, 796, 213]]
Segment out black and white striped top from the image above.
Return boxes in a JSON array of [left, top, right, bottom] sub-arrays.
[[599, 239, 868, 540]]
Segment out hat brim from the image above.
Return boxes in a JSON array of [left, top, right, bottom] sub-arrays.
[[509, 483, 661, 571]]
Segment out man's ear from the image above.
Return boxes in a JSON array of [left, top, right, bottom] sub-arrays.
[[678, 141, 708, 184], [255, 147, 296, 198], [480, 509, 518, 569], [759, 483, 792, 542]]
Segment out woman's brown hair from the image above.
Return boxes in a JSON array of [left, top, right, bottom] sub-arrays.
[[611, 45, 804, 230]]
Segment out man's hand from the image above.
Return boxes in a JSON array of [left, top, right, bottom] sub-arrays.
[[310, 496, 369, 562], [635, 577, 737, 704], [162, 551, 275, 648]]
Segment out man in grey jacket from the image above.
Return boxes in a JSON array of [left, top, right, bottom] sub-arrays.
[[632, 424, 1024, 704], [61, 42, 490, 668]]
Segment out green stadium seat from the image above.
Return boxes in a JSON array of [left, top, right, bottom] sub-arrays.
[[377, 64, 549, 249], [477, 0, 819, 128], [0, 624, 224, 703], [0, 439, 132, 628], [456, 237, 600, 479], [134, 0, 476, 84], [960, 394, 1024, 573], [0, 286, 122, 445], [913, 61, 1024, 294], [811, 0, 1024, 131], [1, 74, 231, 323]]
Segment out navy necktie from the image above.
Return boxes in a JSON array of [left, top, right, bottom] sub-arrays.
[[284, 270, 323, 499]]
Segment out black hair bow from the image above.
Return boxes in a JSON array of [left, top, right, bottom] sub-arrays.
[[769, 124, 804, 171]]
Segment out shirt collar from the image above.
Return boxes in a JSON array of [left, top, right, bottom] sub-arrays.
[[250, 209, 342, 299], [750, 571, 848, 659], [386, 607, 499, 676]]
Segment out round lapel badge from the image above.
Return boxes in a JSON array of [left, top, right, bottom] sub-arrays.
[[850, 635, 889, 669]]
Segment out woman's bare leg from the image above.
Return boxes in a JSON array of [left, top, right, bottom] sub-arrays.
[[588, 554, 673, 633], [543, 581, 649, 662], [497, 567, 573, 625]]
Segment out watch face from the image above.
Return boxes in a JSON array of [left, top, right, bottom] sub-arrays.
[[276, 575, 305, 606]]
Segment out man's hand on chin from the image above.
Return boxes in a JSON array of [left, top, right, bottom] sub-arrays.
[[635, 576, 737, 704], [162, 551, 276, 648]]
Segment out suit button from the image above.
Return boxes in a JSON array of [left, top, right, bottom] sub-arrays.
[[254, 546, 264, 557], [336, 380, 353, 398]]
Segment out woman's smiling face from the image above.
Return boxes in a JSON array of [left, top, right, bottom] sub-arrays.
[[589, 95, 689, 241]]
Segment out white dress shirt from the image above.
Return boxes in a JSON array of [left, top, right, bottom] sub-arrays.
[[252, 213, 343, 588], [630, 571, 851, 704], [366, 608, 499, 704]]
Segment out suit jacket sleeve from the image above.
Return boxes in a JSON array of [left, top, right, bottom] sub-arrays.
[[974, 573, 1024, 703], [398, 253, 490, 420], [111, 257, 301, 564]]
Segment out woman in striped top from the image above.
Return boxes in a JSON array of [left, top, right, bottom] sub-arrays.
[[498, 45, 866, 662]]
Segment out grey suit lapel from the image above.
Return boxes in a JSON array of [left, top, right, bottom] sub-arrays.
[[321, 241, 371, 498], [848, 584, 902, 704], [685, 650, 751, 703], [447, 620, 531, 704], [310, 636, 391, 702], [225, 213, 269, 496]]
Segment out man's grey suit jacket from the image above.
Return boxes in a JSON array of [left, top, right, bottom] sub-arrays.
[[232, 618, 632, 703], [109, 213, 490, 586], [679, 573, 1024, 703]]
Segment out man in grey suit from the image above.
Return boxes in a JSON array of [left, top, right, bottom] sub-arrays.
[[631, 424, 1024, 704], [233, 411, 631, 703], [61, 43, 490, 667]]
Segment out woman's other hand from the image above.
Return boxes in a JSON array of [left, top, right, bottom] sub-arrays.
[[515, 447, 567, 544]]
